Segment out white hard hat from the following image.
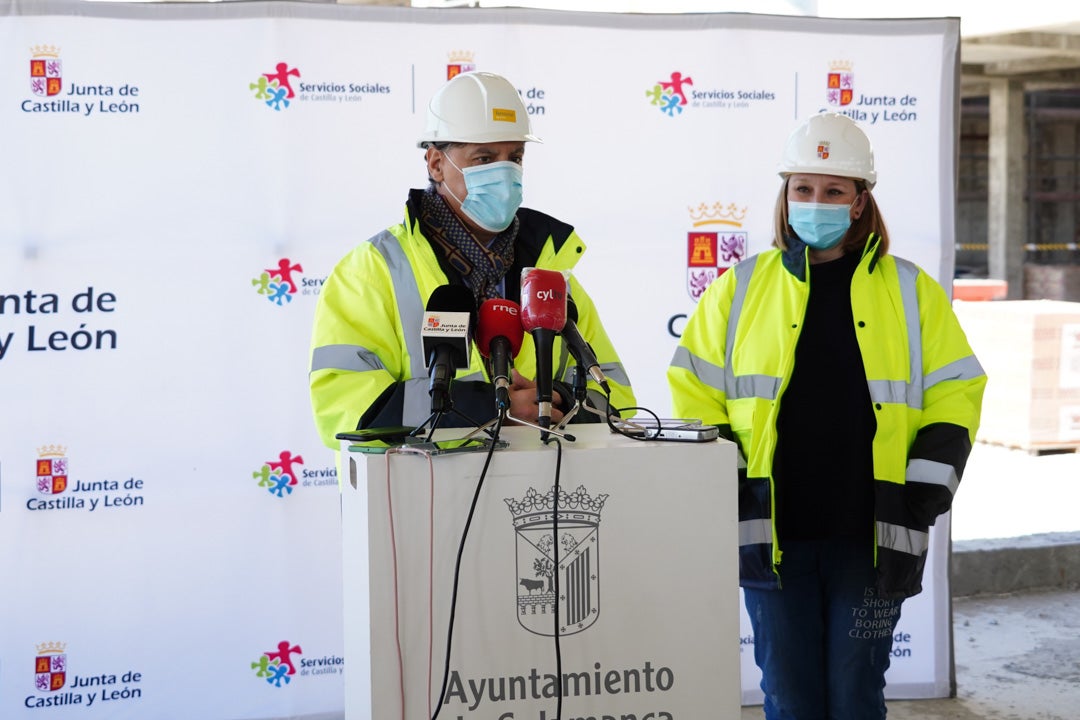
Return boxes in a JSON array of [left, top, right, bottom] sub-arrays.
[[417, 71, 541, 148], [778, 112, 876, 189]]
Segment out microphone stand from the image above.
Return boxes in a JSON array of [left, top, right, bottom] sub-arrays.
[[459, 405, 575, 443], [555, 365, 588, 428], [555, 366, 626, 432], [505, 411, 576, 443], [411, 405, 490, 444]]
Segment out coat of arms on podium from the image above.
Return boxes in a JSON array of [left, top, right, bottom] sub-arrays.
[[505, 485, 607, 636]]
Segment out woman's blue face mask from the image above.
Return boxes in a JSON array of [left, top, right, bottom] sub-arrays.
[[787, 201, 853, 250], [443, 154, 524, 233]]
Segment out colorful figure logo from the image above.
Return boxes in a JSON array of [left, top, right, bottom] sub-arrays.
[[252, 258, 303, 305], [253, 451, 304, 498], [827, 60, 854, 107], [646, 71, 694, 117], [36, 445, 68, 495], [686, 202, 748, 301], [30, 45, 62, 97], [35, 642, 67, 692], [447, 50, 476, 80], [251, 641, 302, 687], [250, 62, 302, 111], [505, 485, 606, 637]]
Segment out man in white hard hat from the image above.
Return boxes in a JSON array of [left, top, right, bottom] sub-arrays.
[[670, 112, 985, 719], [308, 71, 635, 448]]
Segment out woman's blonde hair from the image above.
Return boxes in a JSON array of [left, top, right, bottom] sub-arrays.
[[771, 176, 890, 256]]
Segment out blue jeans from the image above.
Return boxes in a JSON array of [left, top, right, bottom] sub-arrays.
[[744, 539, 903, 720]]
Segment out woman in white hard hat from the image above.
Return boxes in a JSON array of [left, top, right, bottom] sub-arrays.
[[308, 71, 635, 448], [669, 112, 986, 719]]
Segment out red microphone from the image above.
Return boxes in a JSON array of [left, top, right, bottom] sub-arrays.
[[476, 299, 524, 411], [519, 268, 568, 431]]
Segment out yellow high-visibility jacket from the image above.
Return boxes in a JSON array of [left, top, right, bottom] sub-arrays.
[[668, 235, 986, 599], [309, 190, 636, 450]]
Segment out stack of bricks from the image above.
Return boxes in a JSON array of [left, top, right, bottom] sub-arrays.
[[1024, 264, 1080, 302], [953, 299, 1080, 453]]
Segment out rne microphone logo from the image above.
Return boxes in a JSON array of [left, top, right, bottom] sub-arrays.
[[252, 258, 304, 306], [827, 60, 855, 107], [686, 201, 748, 301], [491, 301, 519, 316], [646, 71, 693, 117], [505, 485, 607, 636], [36, 444, 68, 495], [447, 49, 476, 80], [252, 451, 304, 498]]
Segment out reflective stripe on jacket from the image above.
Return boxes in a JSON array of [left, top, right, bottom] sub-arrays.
[[668, 235, 986, 599], [309, 196, 636, 450]]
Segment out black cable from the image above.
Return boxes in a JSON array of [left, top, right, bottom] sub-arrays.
[[606, 403, 662, 441], [551, 437, 564, 720], [430, 413, 504, 720]]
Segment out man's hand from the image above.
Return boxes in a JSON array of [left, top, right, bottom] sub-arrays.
[[507, 369, 564, 424]]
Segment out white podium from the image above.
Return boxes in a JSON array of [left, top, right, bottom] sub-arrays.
[[341, 424, 740, 720]]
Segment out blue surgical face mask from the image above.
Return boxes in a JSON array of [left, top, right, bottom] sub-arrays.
[[788, 201, 853, 250], [444, 155, 524, 233]]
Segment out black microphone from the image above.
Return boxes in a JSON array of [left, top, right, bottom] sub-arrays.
[[561, 299, 611, 394], [421, 285, 476, 413]]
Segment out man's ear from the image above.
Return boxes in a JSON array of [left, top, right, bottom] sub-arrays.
[[425, 147, 444, 184]]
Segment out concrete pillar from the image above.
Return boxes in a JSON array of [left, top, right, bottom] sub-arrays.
[[987, 78, 1026, 299]]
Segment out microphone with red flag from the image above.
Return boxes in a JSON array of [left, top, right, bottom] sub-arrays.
[[476, 298, 524, 412], [519, 268, 568, 433]]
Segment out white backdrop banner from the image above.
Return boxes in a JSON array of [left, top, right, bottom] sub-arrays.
[[0, 2, 959, 717]]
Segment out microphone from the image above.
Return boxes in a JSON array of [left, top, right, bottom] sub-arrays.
[[519, 268, 568, 432], [562, 299, 611, 395], [476, 298, 524, 412], [421, 285, 476, 413]]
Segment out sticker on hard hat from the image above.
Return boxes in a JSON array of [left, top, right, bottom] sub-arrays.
[[492, 108, 517, 123]]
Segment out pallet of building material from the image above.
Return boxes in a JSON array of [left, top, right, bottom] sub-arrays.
[[1024, 264, 1080, 302], [953, 299, 1080, 452]]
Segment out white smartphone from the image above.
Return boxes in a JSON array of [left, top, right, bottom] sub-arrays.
[[615, 418, 720, 442]]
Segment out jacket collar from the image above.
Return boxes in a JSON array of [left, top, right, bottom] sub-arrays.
[[780, 232, 882, 282]]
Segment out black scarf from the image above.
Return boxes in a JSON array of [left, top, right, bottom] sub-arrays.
[[420, 184, 518, 304]]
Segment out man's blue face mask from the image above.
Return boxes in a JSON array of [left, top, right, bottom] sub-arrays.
[[444, 154, 524, 233], [788, 201, 852, 250]]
